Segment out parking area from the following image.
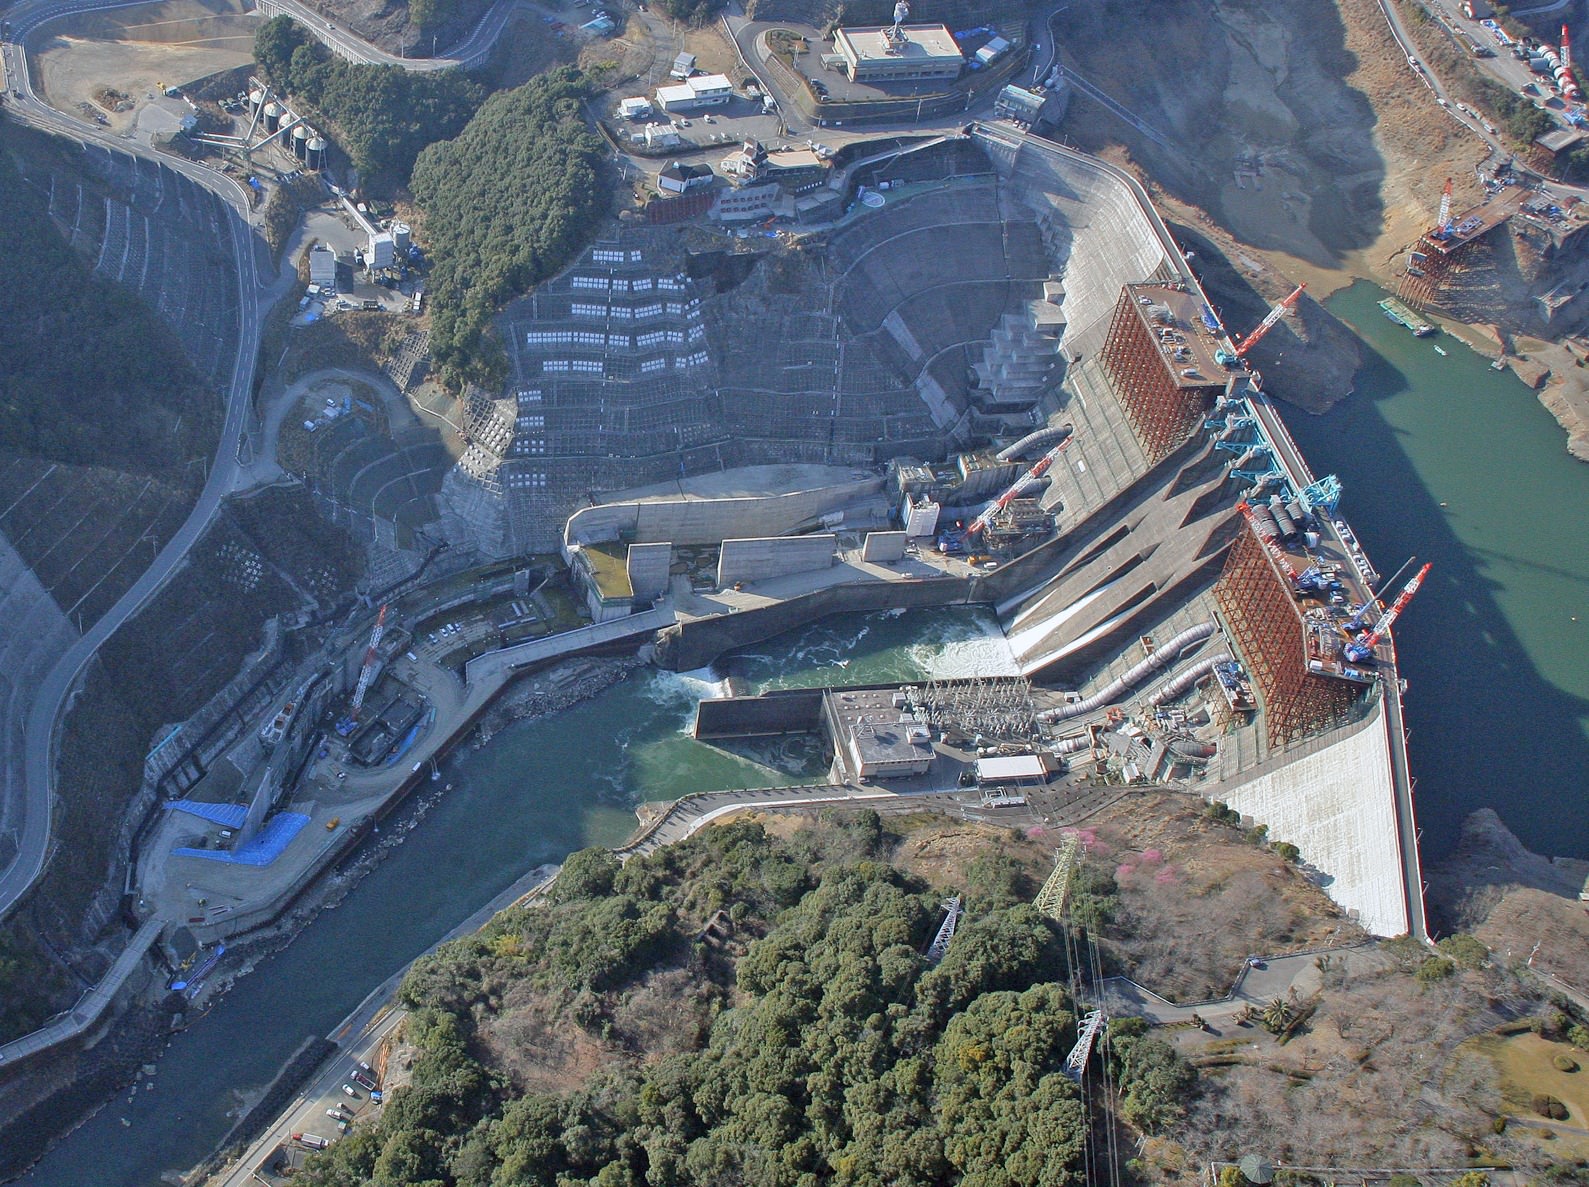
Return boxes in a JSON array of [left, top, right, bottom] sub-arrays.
[[251, 1057, 386, 1181]]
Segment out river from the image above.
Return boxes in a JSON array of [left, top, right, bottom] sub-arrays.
[[18, 281, 1589, 1185], [15, 610, 1014, 1187], [1296, 281, 1589, 860]]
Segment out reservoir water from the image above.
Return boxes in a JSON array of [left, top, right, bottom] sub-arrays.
[[17, 282, 1589, 1186], [1297, 281, 1589, 860], [16, 610, 1015, 1187]]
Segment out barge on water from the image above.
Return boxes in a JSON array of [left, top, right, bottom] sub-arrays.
[[1379, 296, 1436, 337]]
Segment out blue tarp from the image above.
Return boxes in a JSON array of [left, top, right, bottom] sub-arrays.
[[166, 800, 248, 829], [173, 813, 311, 867]]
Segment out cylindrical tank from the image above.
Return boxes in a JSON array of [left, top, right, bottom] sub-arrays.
[[248, 88, 265, 110], [1268, 495, 1297, 539], [292, 123, 310, 158], [1247, 503, 1279, 540], [1285, 498, 1307, 528], [306, 136, 327, 171], [262, 101, 281, 132], [391, 221, 411, 251]]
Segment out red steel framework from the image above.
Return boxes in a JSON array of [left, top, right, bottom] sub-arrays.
[[1099, 288, 1223, 463], [1215, 526, 1361, 747]]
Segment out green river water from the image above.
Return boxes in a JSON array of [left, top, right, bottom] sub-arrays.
[[15, 610, 1017, 1186], [14, 282, 1589, 1187]]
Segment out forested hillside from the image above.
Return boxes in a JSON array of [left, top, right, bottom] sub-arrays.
[[0, 123, 218, 474], [253, 18, 484, 191], [410, 67, 608, 389], [294, 817, 1192, 1187]]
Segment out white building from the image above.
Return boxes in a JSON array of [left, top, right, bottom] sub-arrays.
[[618, 96, 653, 119], [643, 122, 681, 148], [309, 243, 337, 289], [367, 231, 395, 272], [658, 162, 714, 194], [833, 24, 963, 83], [655, 73, 733, 112], [903, 495, 940, 538]]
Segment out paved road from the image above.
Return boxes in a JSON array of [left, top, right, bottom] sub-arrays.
[[255, 0, 518, 70], [1101, 943, 1385, 1024], [0, 13, 272, 921], [211, 863, 558, 1185]]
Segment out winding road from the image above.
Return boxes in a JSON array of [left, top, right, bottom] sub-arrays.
[[0, 7, 270, 921]]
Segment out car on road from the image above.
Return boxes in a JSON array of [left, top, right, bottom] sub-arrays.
[[1246, 956, 1267, 970], [352, 1070, 377, 1091], [327, 1107, 347, 1119], [342, 1083, 361, 1099]]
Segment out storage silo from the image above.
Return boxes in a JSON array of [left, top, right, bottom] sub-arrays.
[[262, 101, 281, 132], [391, 221, 411, 251], [306, 135, 327, 171], [248, 87, 265, 111], [292, 122, 310, 159]]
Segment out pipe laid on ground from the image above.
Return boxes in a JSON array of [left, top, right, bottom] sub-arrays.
[[996, 422, 1074, 462], [1146, 652, 1231, 707], [1036, 620, 1219, 723]]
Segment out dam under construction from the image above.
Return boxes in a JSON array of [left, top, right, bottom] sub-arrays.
[[5, 121, 1440, 1184], [519, 123, 1426, 938]]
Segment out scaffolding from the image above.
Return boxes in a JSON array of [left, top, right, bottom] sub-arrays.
[[1099, 288, 1224, 463], [1215, 526, 1360, 747]]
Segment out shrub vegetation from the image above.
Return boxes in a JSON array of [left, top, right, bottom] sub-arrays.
[[295, 820, 1196, 1186], [410, 67, 608, 389]]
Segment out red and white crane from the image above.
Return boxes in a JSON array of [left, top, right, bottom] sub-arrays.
[[965, 437, 1073, 538], [1232, 283, 1306, 357], [349, 603, 389, 720], [1343, 563, 1431, 663], [1562, 25, 1582, 103]]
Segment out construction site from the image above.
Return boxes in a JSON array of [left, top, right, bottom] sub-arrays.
[[470, 123, 1426, 939]]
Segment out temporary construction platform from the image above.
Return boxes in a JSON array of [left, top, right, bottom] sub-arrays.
[[1099, 284, 1231, 462], [1399, 187, 1526, 308], [1214, 506, 1407, 746]]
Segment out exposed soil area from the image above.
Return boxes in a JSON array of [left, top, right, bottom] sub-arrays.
[[31, 0, 259, 135], [1428, 808, 1589, 998], [1054, 0, 1478, 414]]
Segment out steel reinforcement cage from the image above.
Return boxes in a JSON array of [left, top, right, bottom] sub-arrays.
[[1099, 288, 1221, 463], [1215, 526, 1361, 747]]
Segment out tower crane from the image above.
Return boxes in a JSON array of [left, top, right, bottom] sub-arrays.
[[1342, 563, 1431, 664], [1562, 25, 1582, 103], [965, 437, 1073, 538], [348, 603, 389, 720], [1230, 283, 1306, 358], [1434, 177, 1454, 238]]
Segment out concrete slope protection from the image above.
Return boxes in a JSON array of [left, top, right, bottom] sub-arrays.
[[0, 16, 269, 922]]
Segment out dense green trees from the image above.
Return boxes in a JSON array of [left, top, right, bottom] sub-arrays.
[[0, 124, 218, 474], [295, 821, 1187, 1187], [409, 67, 608, 390], [253, 18, 484, 191]]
